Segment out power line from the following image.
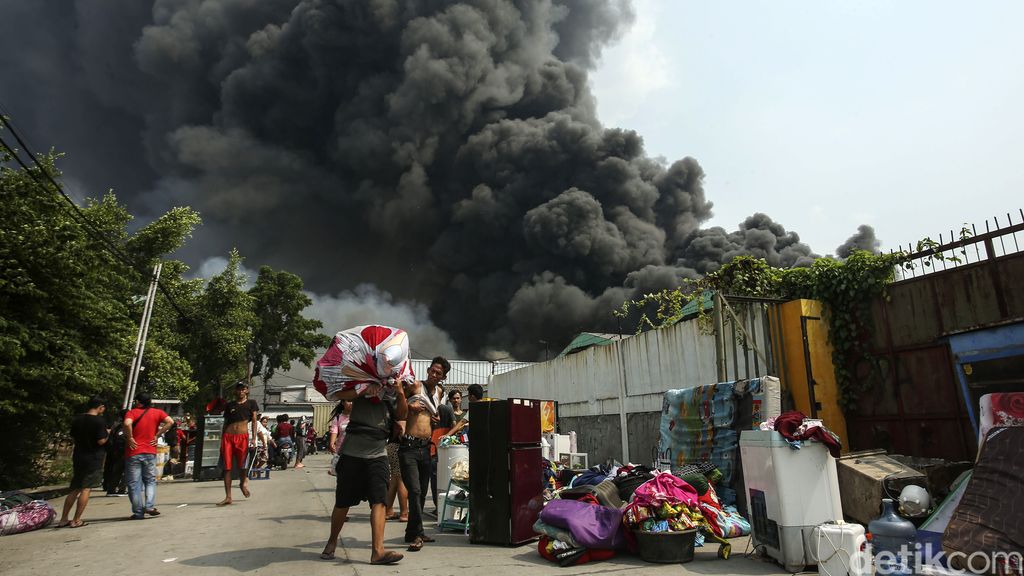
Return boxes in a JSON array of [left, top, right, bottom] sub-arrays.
[[0, 114, 191, 321], [0, 101, 89, 205]]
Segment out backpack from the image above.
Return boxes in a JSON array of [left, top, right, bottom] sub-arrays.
[[0, 491, 33, 511], [107, 423, 127, 454]]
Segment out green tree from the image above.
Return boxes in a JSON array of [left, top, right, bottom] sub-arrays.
[[187, 249, 256, 399], [249, 266, 329, 384], [0, 148, 199, 488]]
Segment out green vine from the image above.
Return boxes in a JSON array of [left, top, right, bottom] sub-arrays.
[[615, 251, 901, 411]]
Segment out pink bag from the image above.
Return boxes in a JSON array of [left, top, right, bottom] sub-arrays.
[[631, 472, 698, 508], [0, 500, 55, 536]]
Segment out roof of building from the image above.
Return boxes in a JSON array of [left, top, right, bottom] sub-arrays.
[[679, 290, 715, 319], [558, 332, 629, 357]]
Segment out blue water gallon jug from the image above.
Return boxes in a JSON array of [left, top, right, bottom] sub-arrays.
[[868, 498, 917, 575]]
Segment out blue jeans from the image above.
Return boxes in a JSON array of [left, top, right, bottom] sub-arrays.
[[125, 454, 157, 518]]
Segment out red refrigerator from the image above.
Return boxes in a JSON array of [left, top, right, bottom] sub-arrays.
[[469, 398, 544, 545]]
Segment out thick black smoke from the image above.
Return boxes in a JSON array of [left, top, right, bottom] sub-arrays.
[[1, 0, 833, 360], [836, 224, 881, 258]]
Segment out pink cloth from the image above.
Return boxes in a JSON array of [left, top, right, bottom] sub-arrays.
[[631, 472, 699, 508], [328, 413, 349, 451]]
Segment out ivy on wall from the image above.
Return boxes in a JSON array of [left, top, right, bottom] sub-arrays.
[[616, 251, 902, 411]]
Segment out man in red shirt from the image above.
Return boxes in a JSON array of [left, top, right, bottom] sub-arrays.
[[123, 393, 174, 520]]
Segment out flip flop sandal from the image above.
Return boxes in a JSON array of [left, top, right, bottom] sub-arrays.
[[419, 535, 436, 543], [68, 521, 89, 528], [406, 538, 423, 552], [385, 512, 400, 520], [146, 508, 161, 516], [370, 551, 403, 565], [319, 551, 335, 560]]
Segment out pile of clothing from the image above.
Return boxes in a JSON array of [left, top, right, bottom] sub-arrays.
[[761, 410, 842, 457], [437, 435, 463, 448], [533, 461, 751, 565]]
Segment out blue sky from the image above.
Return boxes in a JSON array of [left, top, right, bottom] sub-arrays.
[[591, 0, 1023, 254]]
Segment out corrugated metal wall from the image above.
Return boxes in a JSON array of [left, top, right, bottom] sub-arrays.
[[489, 303, 772, 417], [409, 359, 532, 385]]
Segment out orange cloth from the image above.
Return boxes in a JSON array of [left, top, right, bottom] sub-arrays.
[[430, 428, 450, 457]]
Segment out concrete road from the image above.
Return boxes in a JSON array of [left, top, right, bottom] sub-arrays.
[[0, 454, 791, 575]]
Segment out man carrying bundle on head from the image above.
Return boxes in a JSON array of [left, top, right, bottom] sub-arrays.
[[314, 325, 411, 566]]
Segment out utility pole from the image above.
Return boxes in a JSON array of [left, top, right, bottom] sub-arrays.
[[123, 263, 162, 409]]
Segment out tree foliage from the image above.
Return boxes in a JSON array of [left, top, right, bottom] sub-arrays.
[[0, 145, 326, 489], [249, 266, 329, 384], [185, 249, 256, 397], [0, 150, 198, 488]]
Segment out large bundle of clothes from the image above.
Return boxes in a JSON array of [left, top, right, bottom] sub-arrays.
[[533, 460, 751, 566], [312, 325, 415, 401]]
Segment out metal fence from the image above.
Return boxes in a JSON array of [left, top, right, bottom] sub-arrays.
[[892, 209, 1024, 282]]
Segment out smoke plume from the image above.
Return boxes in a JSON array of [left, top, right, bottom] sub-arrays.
[[836, 225, 881, 258], [2, 0, 835, 360]]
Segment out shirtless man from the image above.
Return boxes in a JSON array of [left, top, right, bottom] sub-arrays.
[[218, 382, 258, 506], [398, 356, 450, 551]]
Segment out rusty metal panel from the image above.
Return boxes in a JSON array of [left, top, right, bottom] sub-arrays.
[[902, 418, 971, 461], [851, 355, 900, 417], [882, 281, 944, 348], [934, 264, 1004, 331], [846, 420, 902, 456], [997, 254, 1024, 318], [895, 347, 959, 416]]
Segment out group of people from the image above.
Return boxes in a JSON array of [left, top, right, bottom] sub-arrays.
[[61, 393, 176, 527], [319, 355, 484, 566], [60, 342, 483, 566]]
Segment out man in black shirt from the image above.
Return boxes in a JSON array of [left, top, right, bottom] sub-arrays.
[[59, 397, 109, 528], [102, 409, 128, 495], [218, 382, 259, 506]]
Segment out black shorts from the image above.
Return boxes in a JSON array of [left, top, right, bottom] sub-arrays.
[[334, 454, 389, 509], [70, 464, 103, 489]]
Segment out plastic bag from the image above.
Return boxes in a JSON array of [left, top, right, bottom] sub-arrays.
[[451, 459, 469, 482]]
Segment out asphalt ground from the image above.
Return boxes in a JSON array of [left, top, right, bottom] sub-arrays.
[[0, 453, 792, 575]]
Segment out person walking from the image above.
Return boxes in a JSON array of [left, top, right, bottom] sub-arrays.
[[102, 409, 128, 496], [399, 356, 450, 551], [123, 393, 174, 520], [58, 397, 109, 528], [253, 415, 275, 470], [217, 382, 258, 506], [294, 419, 307, 469], [327, 401, 351, 477], [320, 381, 408, 565], [305, 422, 318, 455]]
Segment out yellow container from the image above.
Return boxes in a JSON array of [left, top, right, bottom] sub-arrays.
[[773, 299, 850, 452]]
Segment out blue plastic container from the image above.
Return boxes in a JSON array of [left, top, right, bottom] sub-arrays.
[[868, 498, 917, 575]]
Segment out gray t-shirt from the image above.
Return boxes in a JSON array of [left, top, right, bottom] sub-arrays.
[[339, 395, 393, 459]]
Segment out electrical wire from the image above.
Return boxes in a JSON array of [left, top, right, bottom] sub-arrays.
[[0, 115, 192, 321]]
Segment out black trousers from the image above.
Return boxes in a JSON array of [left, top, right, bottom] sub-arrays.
[[430, 454, 439, 508], [102, 453, 125, 493], [398, 443, 431, 542]]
